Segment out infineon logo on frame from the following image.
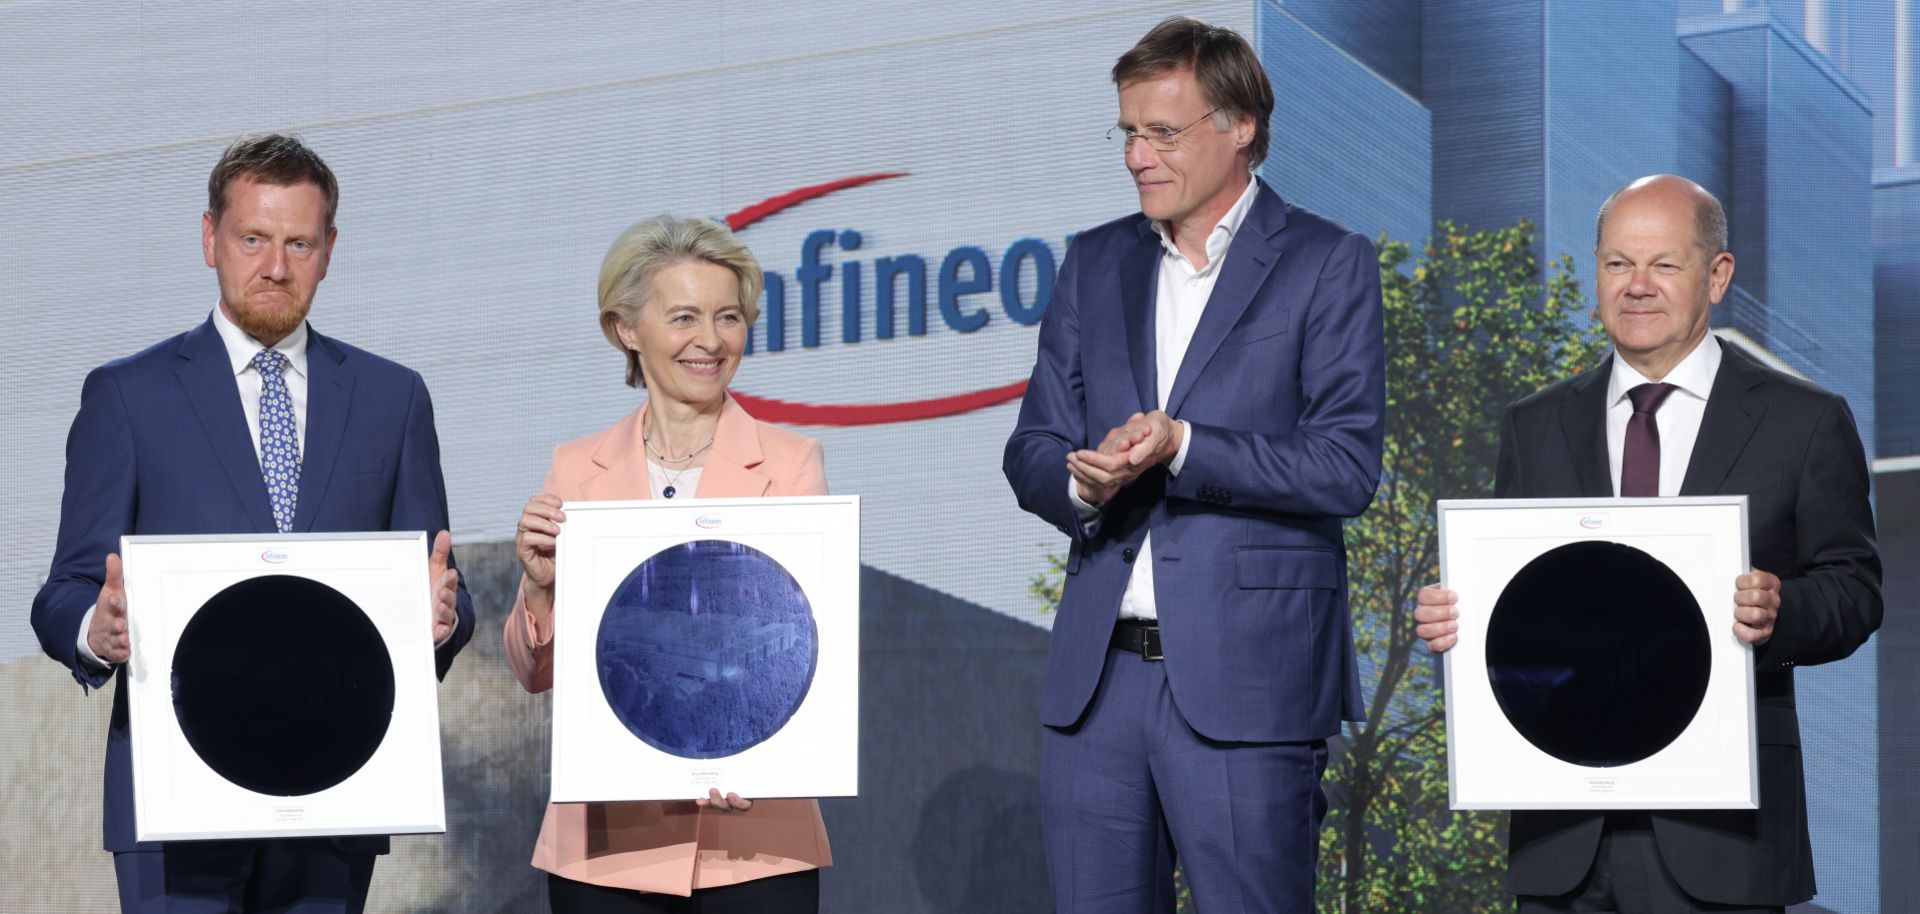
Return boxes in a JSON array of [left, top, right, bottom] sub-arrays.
[[722, 173, 1062, 426], [260, 549, 290, 564]]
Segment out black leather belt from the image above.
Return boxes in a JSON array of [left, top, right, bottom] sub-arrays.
[[1111, 620, 1162, 660]]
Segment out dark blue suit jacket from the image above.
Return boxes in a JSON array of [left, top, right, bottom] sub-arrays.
[[29, 316, 476, 854], [1004, 180, 1385, 743]]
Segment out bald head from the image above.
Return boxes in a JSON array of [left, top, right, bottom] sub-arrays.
[[1592, 173, 1737, 380], [1594, 174, 1727, 259]]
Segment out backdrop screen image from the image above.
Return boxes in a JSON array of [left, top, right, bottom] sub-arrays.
[[3, 2, 1912, 912]]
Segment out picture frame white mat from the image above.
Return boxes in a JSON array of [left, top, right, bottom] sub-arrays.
[[550, 496, 860, 803], [1438, 497, 1756, 811], [123, 531, 445, 842]]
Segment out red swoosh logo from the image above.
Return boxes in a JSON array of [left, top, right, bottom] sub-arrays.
[[726, 173, 907, 231], [732, 379, 1029, 427], [727, 173, 1029, 426]]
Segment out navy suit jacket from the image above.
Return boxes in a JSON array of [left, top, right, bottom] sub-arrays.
[[1004, 180, 1385, 743], [29, 316, 476, 854], [1498, 342, 1881, 906]]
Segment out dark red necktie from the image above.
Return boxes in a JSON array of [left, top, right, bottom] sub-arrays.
[[1621, 382, 1676, 497]]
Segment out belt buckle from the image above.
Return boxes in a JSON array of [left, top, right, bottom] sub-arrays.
[[1139, 624, 1162, 661]]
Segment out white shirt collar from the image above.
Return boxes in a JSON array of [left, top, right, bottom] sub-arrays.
[[211, 305, 309, 380], [1150, 173, 1260, 267], [1608, 333, 1721, 406]]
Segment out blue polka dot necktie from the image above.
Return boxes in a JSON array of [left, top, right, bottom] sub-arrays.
[[252, 349, 301, 533]]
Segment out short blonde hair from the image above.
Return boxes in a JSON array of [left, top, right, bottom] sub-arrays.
[[597, 215, 765, 388]]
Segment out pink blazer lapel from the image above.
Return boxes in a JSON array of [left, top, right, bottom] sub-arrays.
[[578, 406, 649, 502], [695, 396, 772, 498], [576, 397, 772, 500]]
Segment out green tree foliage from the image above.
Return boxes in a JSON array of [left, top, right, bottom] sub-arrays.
[[1028, 221, 1607, 913], [1321, 221, 1607, 913], [1030, 551, 1067, 614]]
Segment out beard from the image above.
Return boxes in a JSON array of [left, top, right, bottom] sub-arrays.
[[226, 284, 311, 344]]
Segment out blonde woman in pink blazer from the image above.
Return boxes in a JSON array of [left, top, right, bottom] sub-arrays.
[[507, 215, 831, 913]]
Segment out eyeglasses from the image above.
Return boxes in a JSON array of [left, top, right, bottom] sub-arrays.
[[1106, 108, 1221, 154]]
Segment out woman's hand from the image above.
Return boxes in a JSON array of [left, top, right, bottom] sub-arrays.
[[516, 494, 566, 587], [695, 788, 753, 813], [516, 494, 566, 637]]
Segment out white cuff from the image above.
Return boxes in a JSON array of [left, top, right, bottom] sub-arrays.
[[75, 604, 112, 671], [1168, 420, 1193, 476], [1066, 475, 1102, 531]]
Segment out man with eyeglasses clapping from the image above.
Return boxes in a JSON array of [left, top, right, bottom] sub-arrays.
[[1004, 16, 1385, 914]]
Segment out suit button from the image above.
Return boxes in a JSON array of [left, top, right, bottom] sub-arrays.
[[1122, 547, 1137, 564]]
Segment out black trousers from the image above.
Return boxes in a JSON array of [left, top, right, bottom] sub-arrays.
[[548, 868, 819, 914], [113, 839, 375, 913], [1516, 815, 1782, 914]]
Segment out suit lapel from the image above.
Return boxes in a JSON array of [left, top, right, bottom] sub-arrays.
[[580, 406, 651, 502], [1120, 222, 1160, 413], [1163, 181, 1284, 418], [1557, 362, 1614, 498], [698, 397, 772, 497], [578, 397, 773, 500], [173, 318, 277, 533], [293, 329, 355, 532], [1680, 343, 1767, 496]]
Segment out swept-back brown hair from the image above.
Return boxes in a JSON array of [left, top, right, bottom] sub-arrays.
[[207, 133, 340, 229], [1112, 16, 1274, 168]]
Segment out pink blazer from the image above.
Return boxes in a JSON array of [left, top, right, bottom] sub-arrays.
[[504, 396, 832, 896]]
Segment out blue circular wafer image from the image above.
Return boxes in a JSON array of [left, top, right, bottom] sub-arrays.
[[596, 539, 818, 759]]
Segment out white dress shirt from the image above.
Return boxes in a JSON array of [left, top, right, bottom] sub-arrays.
[[1069, 175, 1260, 620], [76, 309, 311, 668], [1605, 334, 1722, 497]]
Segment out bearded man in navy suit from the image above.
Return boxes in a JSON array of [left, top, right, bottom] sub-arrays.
[[30, 133, 475, 913], [1004, 17, 1385, 914]]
